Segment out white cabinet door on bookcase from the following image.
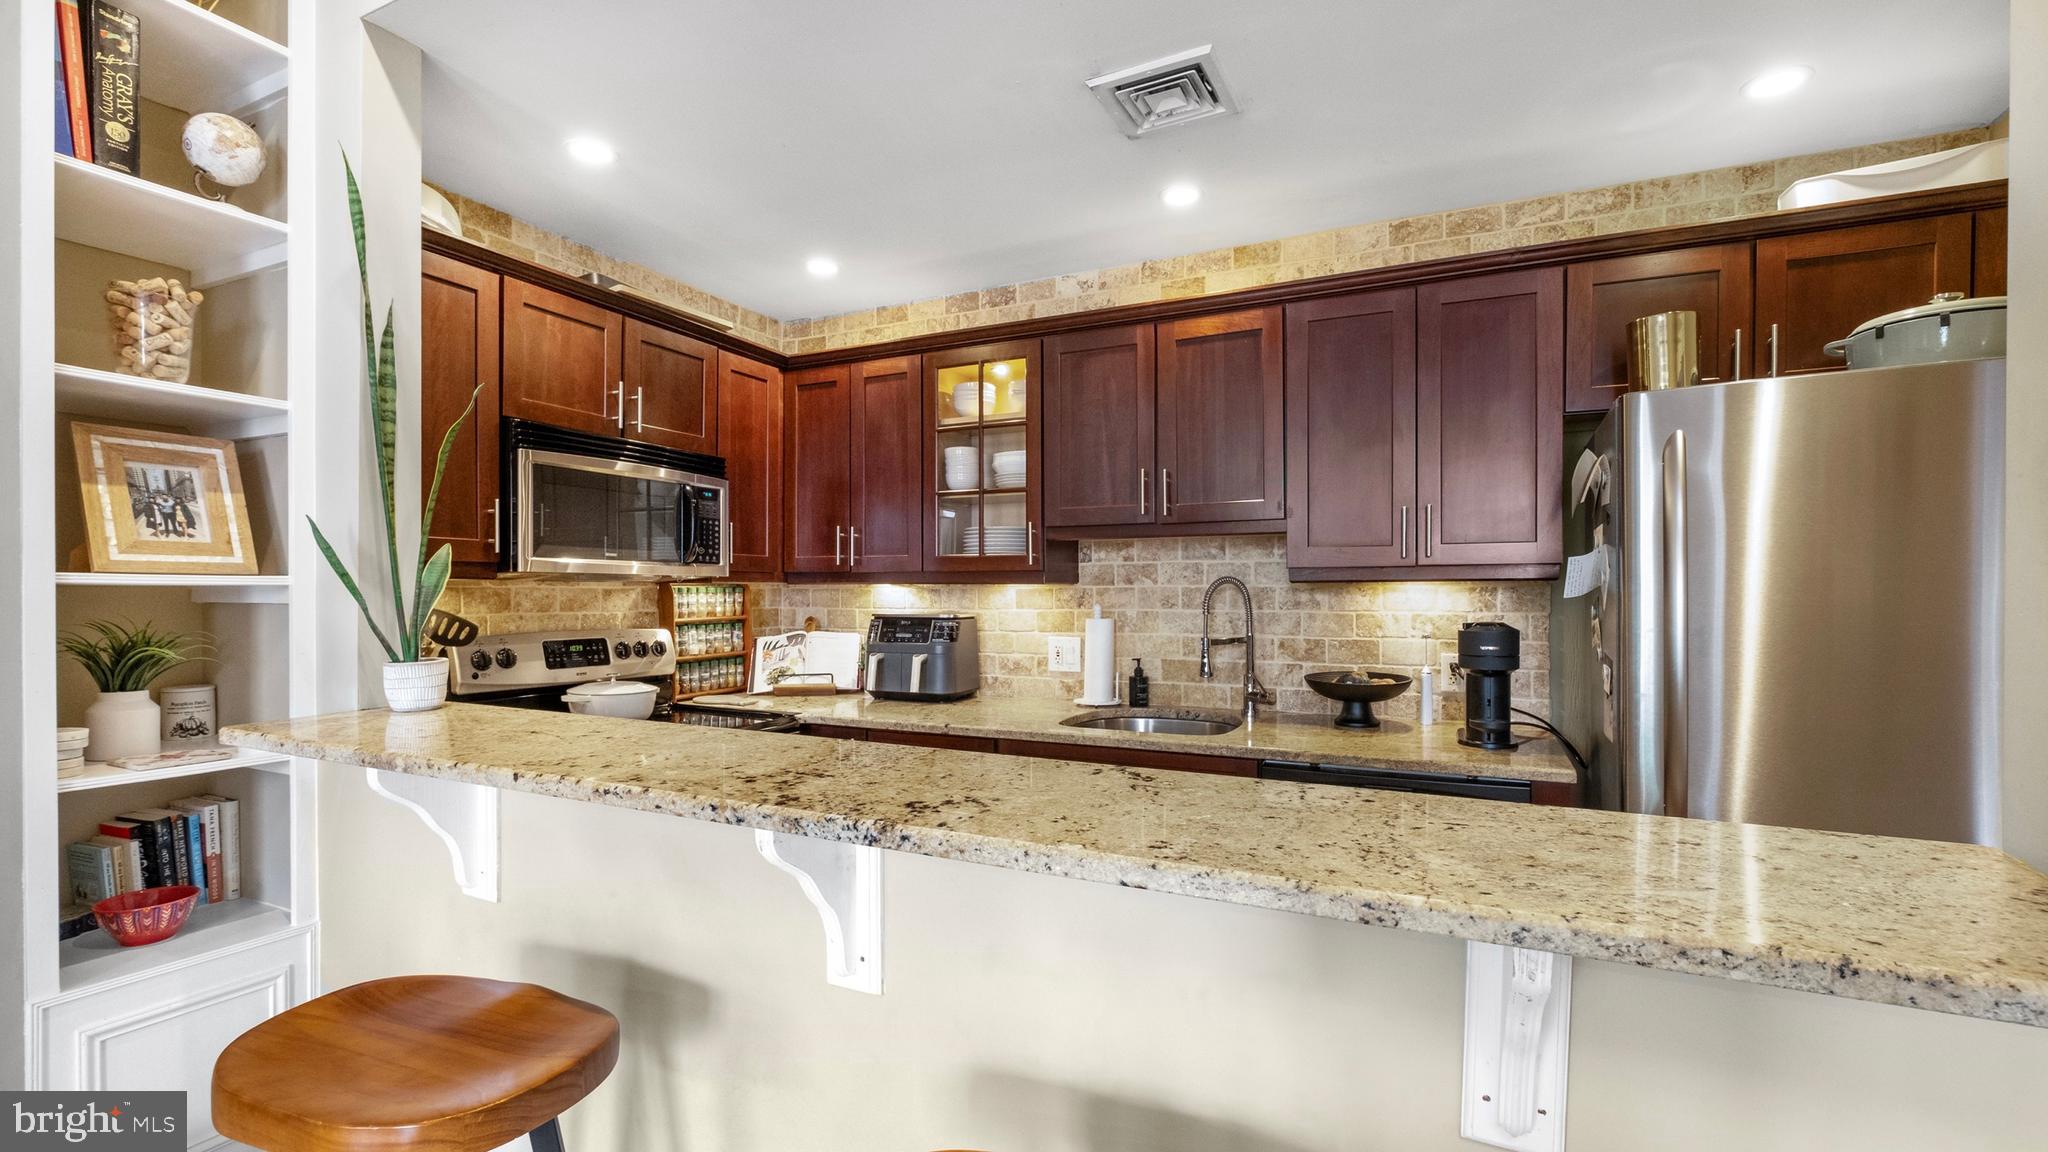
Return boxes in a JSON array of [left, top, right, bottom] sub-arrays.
[[35, 930, 313, 1149]]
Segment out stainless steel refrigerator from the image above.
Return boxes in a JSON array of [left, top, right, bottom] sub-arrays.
[[1566, 358, 2003, 844]]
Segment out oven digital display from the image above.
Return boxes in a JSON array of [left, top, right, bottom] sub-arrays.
[[542, 637, 612, 669]]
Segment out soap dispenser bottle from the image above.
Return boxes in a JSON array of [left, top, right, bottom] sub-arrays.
[[1128, 658, 1150, 707]]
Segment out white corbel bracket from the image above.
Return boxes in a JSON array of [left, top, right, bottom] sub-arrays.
[[1462, 941, 1572, 1152], [754, 830, 883, 994], [366, 768, 500, 902]]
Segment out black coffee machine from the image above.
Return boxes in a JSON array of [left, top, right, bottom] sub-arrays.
[[1456, 621, 1522, 751]]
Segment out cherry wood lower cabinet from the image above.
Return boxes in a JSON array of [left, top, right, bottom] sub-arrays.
[[994, 737, 1260, 777], [1043, 324, 1157, 528], [1754, 213, 1973, 376], [1155, 307, 1286, 525], [501, 277, 622, 436], [848, 356, 923, 574], [718, 351, 782, 580], [1285, 288, 1417, 569], [1417, 268, 1563, 568], [870, 729, 998, 753], [1564, 243, 1752, 414], [783, 364, 853, 573], [421, 252, 502, 568], [623, 319, 717, 454]]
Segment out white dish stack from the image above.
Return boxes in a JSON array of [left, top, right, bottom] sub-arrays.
[[961, 526, 1029, 555], [57, 727, 89, 778], [990, 449, 1027, 489], [943, 445, 979, 491]]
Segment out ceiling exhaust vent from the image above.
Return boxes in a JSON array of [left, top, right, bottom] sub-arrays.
[[1086, 46, 1239, 138]]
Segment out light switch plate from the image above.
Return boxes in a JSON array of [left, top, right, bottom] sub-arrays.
[[1047, 634, 1082, 673]]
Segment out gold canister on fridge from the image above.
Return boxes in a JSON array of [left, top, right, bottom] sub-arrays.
[[1627, 310, 1700, 391]]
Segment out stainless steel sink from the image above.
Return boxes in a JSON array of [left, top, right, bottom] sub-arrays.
[[1060, 711, 1241, 736]]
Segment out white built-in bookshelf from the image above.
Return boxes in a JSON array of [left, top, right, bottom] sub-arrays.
[[14, 0, 317, 1127]]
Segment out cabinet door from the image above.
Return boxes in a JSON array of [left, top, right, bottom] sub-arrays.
[[848, 355, 923, 573], [1417, 268, 1563, 567], [719, 350, 782, 580], [1754, 213, 1973, 376], [501, 277, 622, 435], [1974, 207, 2007, 295], [1564, 243, 1752, 413], [1155, 307, 1285, 524], [421, 252, 502, 566], [783, 364, 851, 573], [925, 340, 1043, 571], [624, 318, 717, 454], [1042, 324, 1156, 527], [1285, 289, 1417, 569]]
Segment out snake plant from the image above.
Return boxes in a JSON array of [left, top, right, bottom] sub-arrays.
[[59, 620, 209, 693], [308, 152, 479, 664]]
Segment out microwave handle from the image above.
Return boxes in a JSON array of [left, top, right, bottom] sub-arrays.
[[676, 489, 699, 565]]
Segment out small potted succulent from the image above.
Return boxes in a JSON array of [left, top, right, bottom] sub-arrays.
[[307, 154, 478, 712], [59, 619, 208, 761]]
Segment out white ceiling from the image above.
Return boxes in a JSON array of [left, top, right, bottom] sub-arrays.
[[370, 0, 2009, 320]]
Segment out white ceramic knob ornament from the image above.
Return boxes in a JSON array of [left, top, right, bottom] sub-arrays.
[[181, 112, 267, 200]]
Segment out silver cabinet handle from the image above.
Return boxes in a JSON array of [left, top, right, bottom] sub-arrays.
[[834, 525, 843, 566], [488, 497, 500, 554], [614, 380, 626, 431], [849, 525, 859, 567], [632, 386, 645, 433], [1423, 503, 1434, 558], [1399, 504, 1409, 559], [1731, 327, 1744, 380], [1027, 521, 1036, 566], [1139, 468, 1150, 517], [1661, 430, 1689, 818], [1766, 324, 1779, 378], [1161, 468, 1173, 518]]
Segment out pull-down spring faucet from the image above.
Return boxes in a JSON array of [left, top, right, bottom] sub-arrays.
[[1200, 576, 1274, 724]]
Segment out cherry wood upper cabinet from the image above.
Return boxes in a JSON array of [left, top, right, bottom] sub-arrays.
[[421, 251, 502, 567], [783, 364, 851, 573], [1042, 325, 1156, 528], [501, 277, 622, 436], [1417, 268, 1563, 567], [718, 351, 782, 580], [924, 340, 1044, 573], [1754, 213, 1973, 376], [623, 319, 717, 454], [847, 356, 923, 573], [1974, 207, 2007, 296], [1564, 243, 1752, 413], [1155, 307, 1285, 525], [1285, 289, 1417, 570]]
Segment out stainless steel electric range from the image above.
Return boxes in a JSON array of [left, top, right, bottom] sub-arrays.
[[446, 626, 800, 731]]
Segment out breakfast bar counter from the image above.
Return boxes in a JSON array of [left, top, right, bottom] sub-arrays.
[[224, 704, 2048, 1029]]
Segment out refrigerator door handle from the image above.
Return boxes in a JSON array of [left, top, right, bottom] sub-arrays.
[[1661, 430, 1689, 818]]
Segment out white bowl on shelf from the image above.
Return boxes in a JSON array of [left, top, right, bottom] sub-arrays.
[[991, 450, 1027, 470], [951, 383, 995, 418]]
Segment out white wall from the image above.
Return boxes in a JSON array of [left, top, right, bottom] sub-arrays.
[[2001, 0, 2047, 869], [320, 775, 2048, 1150]]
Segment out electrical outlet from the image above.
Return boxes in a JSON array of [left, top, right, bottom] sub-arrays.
[[1438, 654, 1465, 695], [1047, 634, 1083, 673]]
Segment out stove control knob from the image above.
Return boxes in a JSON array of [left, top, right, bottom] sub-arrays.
[[468, 649, 491, 672], [615, 641, 632, 660], [633, 641, 650, 658], [494, 648, 517, 669], [650, 640, 667, 657]]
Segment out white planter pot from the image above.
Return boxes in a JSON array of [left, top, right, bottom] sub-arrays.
[[383, 658, 450, 713], [85, 690, 161, 762]]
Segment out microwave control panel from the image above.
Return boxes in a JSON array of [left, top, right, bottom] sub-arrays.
[[684, 484, 724, 563]]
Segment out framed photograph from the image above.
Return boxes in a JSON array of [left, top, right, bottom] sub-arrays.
[[71, 423, 259, 574]]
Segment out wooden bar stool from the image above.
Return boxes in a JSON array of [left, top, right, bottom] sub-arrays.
[[213, 975, 619, 1152]]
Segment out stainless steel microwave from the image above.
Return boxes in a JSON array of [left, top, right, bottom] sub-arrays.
[[503, 419, 729, 580]]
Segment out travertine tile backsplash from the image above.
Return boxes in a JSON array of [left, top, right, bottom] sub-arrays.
[[448, 535, 1550, 721]]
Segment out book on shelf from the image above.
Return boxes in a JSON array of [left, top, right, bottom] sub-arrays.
[[84, 1, 139, 176], [169, 796, 224, 904], [55, 0, 91, 162], [65, 841, 115, 904], [122, 808, 188, 889], [57, 903, 95, 942], [188, 793, 241, 899]]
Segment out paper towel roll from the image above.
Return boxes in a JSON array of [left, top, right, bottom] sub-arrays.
[[1079, 616, 1119, 705]]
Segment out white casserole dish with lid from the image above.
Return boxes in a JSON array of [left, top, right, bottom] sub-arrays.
[[1824, 294, 2005, 368], [563, 678, 659, 719]]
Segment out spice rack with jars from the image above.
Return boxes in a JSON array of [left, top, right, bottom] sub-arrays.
[[660, 583, 752, 699]]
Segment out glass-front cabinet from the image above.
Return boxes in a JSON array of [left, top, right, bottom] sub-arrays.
[[925, 339, 1042, 572]]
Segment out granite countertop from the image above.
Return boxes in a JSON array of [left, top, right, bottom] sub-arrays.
[[225, 704, 2048, 1029], [697, 693, 1580, 785]]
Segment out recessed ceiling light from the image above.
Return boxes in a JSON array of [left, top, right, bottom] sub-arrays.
[[805, 256, 839, 279], [565, 136, 616, 165], [1742, 66, 1812, 100], [1162, 182, 1201, 209]]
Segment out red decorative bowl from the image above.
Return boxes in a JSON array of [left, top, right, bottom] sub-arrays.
[[92, 886, 201, 946]]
